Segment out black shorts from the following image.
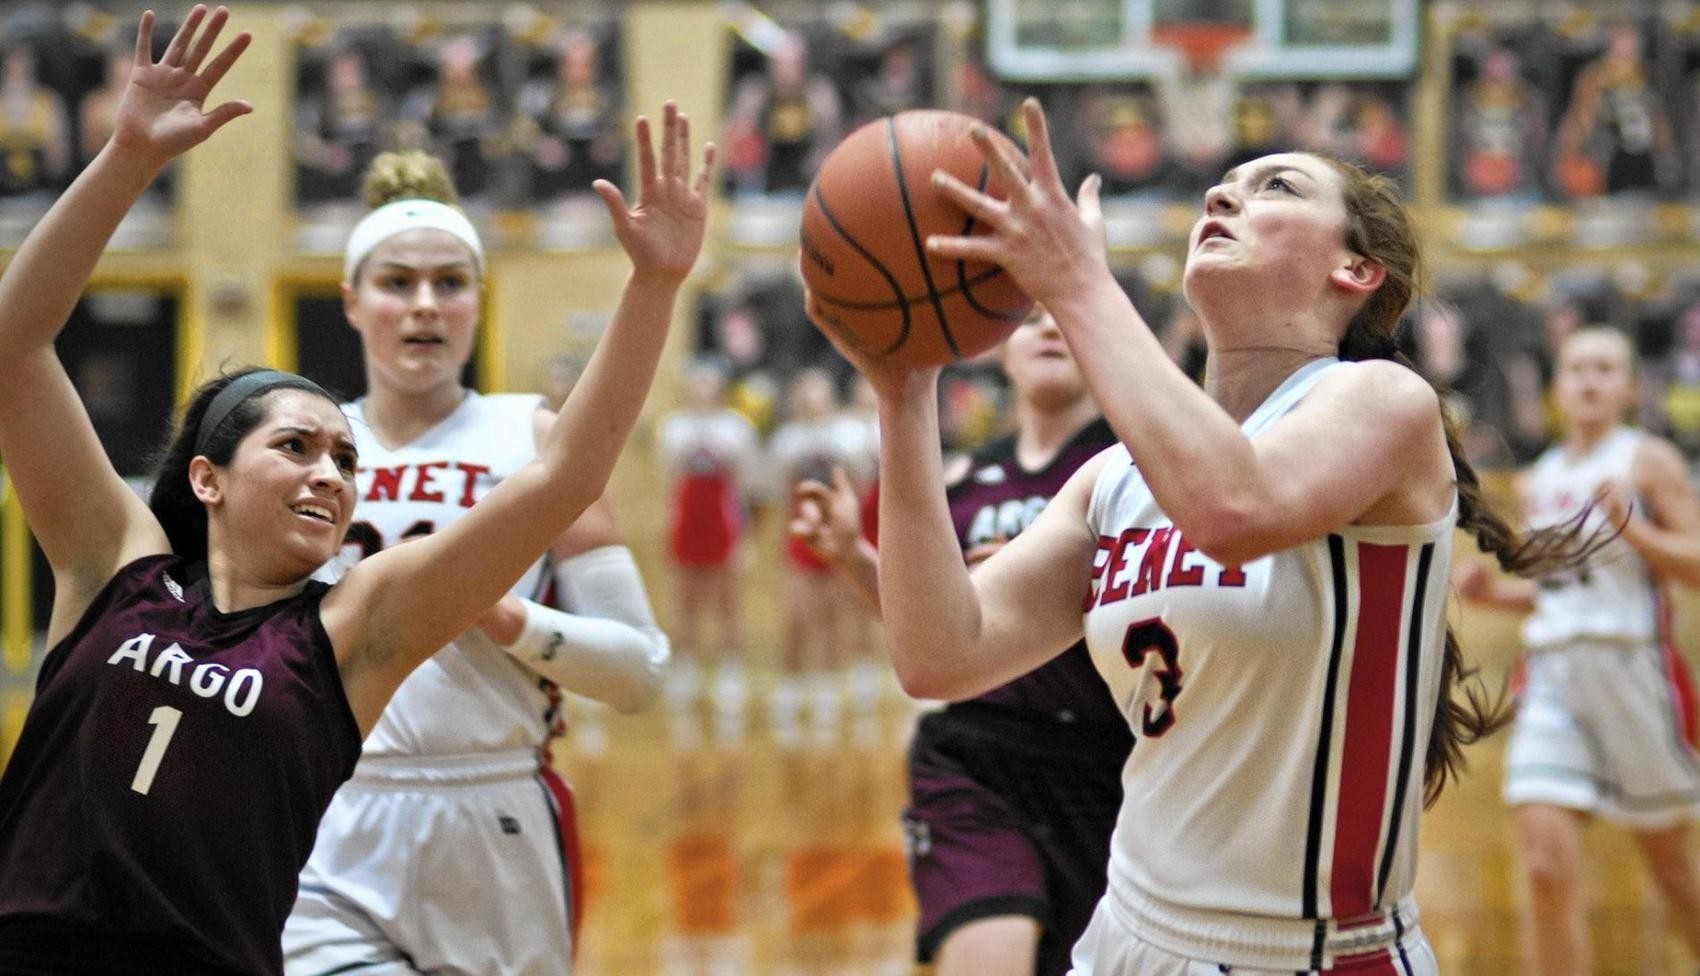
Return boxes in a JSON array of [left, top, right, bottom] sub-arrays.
[[904, 702, 1129, 976]]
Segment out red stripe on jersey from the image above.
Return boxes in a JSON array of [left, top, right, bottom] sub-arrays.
[[1333, 947, 1404, 974], [1330, 542, 1408, 920], [540, 765, 587, 959], [1662, 641, 1699, 750]]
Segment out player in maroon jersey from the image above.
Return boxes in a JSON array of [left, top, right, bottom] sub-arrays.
[[792, 308, 1130, 976], [0, 8, 710, 974]]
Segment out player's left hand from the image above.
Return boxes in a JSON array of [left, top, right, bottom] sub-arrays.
[[789, 466, 864, 565], [924, 98, 1111, 313], [593, 102, 714, 284]]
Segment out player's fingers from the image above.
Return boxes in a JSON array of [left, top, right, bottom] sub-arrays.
[[1021, 98, 1065, 192], [970, 124, 1032, 195], [163, 4, 207, 66], [1077, 173, 1104, 225], [591, 179, 630, 226], [183, 5, 227, 71], [200, 99, 252, 135], [658, 103, 678, 188], [931, 169, 1008, 225], [831, 465, 857, 495], [693, 142, 717, 197], [198, 32, 250, 92], [135, 10, 156, 66], [633, 115, 656, 196], [673, 109, 691, 185], [926, 233, 1004, 266]]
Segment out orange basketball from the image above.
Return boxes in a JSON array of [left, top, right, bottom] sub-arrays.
[[800, 110, 1034, 369]]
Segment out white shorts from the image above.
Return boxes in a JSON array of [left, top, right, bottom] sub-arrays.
[[1067, 897, 1438, 975], [1504, 641, 1700, 830], [283, 750, 583, 976]]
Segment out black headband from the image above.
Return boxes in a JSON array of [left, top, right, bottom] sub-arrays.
[[194, 370, 331, 457]]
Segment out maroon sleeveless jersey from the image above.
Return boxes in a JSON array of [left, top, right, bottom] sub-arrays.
[[947, 417, 1130, 730], [0, 555, 362, 975]]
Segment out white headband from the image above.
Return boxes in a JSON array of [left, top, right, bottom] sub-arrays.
[[343, 198, 485, 282]]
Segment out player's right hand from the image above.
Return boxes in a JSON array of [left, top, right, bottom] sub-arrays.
[[788, 466, 862, 564]]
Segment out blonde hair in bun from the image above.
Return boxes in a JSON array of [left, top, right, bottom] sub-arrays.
[[361, 150, 459, 209]]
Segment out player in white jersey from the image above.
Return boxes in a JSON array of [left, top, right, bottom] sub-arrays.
[[818, 99, 1591, 974], [283, 118, 712, 976], [1455, 327, 1700, 976]]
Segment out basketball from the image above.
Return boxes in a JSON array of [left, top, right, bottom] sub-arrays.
[[799, 110, 1035, 369]]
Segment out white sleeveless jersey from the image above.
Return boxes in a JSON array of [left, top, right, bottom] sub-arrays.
[[656, 408, 759, 482], [1521, 426, 1659, 650], [320, 392, 554, 758], [1083, 359, 1455, 964]]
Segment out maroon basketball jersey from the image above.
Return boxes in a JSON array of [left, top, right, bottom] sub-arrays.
[[947, 417, 1129, 729], [0, 555, 362, 975]]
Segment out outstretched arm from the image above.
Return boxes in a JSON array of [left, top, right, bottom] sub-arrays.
[[327, 104, 712, 728], [927, 99, 1452, 567], [0, 7, 249, 640]]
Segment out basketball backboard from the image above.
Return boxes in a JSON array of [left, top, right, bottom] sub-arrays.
[[986, 0, 1419, 81]]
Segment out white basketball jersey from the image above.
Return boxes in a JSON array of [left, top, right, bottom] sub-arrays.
[[656, 408, 759, 481], [1083, 359, 1454, 962], [768, 416, 876, 488], [1521, 426, 1659, 650], [323, 392, 554, 758]]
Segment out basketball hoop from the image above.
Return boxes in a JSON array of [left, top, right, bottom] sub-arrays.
[[1151, 22, 1251, 73]]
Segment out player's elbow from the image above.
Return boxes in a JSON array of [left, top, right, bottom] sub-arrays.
[[888, 644, 975, 701], [609, 631, 670, 714], [1180, 504, 1271, 569]]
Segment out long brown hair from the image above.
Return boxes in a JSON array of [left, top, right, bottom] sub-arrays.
[[1320, 155, 1601, 806]]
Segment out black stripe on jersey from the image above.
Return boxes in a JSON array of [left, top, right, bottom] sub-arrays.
[[1303, 534, 1350, 935], [1392, 905, 1415, 975], [535, 774, 575, 932], [1376, 542, 1432, 907], [886, 117, 959, 359]]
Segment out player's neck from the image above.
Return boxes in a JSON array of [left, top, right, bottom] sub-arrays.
[[1014, 395, 1098, 471], [1563, 418, 1620, 457], [204, 548, 310, 614], [1203, 345, 1334, 422], [361, 383, 469, 450]]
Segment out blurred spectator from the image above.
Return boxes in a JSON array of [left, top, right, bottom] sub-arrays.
[[723, 32, 843, 197], [1300, 83, 1408, 176], [1079, 86, 1172, 196], [1662, 302, 1700, 459], [516, 29, 623, 202], [1220, 82, 1301, 171], [1452, 48, 1547, 200], [849, 36, 929, 124], [0, 45, 68, 200], [401, 35, 505, 205], [1553, 21, 1676, 199], [294, 46, 389, 206], [656, 356, 761, 729]]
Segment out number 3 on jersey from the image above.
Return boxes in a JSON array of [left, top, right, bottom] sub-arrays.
[[1121, 618, 1184, 737]]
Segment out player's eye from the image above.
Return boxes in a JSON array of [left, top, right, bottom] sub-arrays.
[[1264, 175, 1293, 193]]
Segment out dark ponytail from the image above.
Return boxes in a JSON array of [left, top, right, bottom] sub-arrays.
[[1323, 155, 1604, 806], [148, 367, 336, 564]]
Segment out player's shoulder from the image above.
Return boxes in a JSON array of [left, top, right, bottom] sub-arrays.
[[1631, 430, 1691, 481], [1309, 359, 1439, 430]]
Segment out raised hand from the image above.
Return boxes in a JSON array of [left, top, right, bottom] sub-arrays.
[[924, 98, 1111, 312], [593, 102, 715, 284], [111, 6, 252, 169]]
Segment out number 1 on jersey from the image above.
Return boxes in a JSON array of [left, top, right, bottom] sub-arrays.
[[131, 705, 182, 795]]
